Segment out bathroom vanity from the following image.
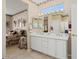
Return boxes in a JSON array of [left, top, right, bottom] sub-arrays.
[[31, 32, 69, 59], [31, 11, 69, 59]]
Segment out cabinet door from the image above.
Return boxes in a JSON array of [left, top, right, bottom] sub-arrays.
[[31, 36, 41, 51], [36, 37, 42, 51], [48, 38, 56, 57], [56, 40, 67, 59], [31, 36, 37, 50], [41, 37, 48, 54]]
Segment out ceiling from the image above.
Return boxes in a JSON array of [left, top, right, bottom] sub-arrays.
[[6, 0, 28, 15], [31, 0, 53, 5], [32, 0, 47, 4]]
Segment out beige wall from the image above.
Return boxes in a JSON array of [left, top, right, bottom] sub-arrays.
[[22, 0, 40, 50], [22, 0, 39, 23], [2, 0, 6, 58]]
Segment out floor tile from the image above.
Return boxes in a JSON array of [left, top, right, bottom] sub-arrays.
[[6, 45, 57, 59]]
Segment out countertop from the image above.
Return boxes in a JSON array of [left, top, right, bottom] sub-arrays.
[[31, 32, 69, 40]]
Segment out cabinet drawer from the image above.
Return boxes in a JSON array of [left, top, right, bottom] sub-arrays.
[[42, 40, 48, 48], [31, 36, 42, 51], [56, 40, 67, 59]]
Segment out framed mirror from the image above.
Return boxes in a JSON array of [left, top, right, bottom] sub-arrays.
[[32, 18, 39, 29], [38, 18, 43, 29]]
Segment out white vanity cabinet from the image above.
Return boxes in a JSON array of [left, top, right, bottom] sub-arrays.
[[31, 34, 68, 59], [56, 40, 67, 59]]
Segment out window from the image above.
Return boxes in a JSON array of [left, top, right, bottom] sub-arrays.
[[40, 3, 64, 14]]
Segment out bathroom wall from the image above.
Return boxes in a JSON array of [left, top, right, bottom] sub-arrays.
[[27, 1, 40, 49], [2, 0, 6, 58], [21, 0, 40, 49]]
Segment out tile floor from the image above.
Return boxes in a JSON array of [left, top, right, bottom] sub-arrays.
[[6, 45, 57, 59]]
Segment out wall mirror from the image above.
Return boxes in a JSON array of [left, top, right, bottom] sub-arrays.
[[38, 18, 43, 29], [32, 17, 44, 29], [32, 18, 39, 29]]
